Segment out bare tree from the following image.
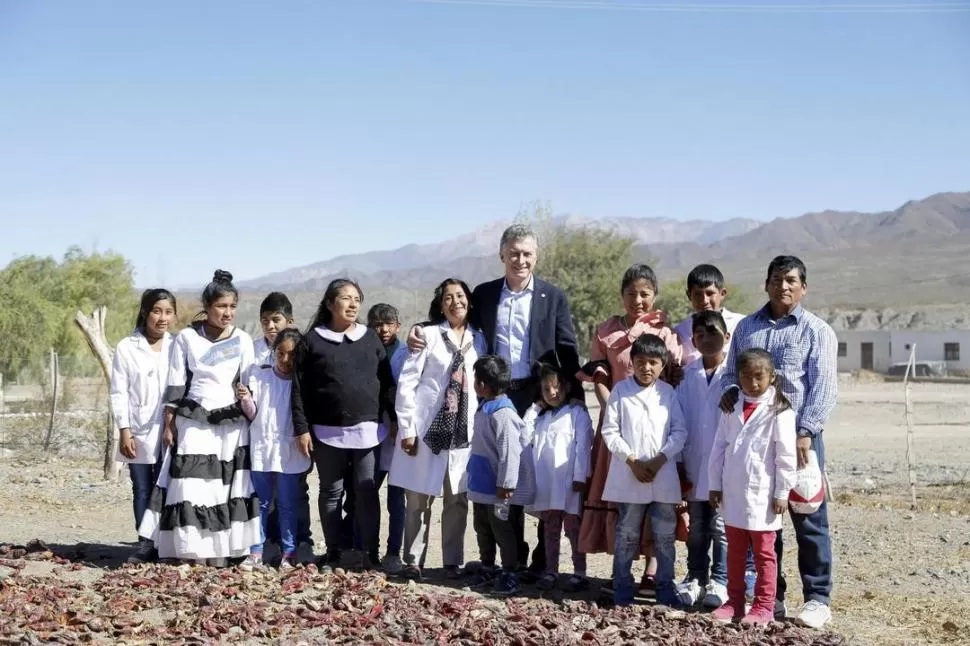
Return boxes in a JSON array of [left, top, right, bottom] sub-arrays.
[[74, 307, 123, 480]]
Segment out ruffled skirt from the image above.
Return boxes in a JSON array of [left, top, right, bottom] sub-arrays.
[[138, 415, 261, 560]]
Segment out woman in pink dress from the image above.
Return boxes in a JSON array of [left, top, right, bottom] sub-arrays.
[[577, 264, 683, 594]]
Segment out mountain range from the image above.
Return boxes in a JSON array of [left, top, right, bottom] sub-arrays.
[[237, 190, 970, 329]]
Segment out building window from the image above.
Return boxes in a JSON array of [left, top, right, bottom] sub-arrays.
[[837, 342, 847, 358], [945, 343, 960, 361]]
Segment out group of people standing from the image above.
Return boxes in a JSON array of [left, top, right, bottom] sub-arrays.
[[109, 223, 838, 630]]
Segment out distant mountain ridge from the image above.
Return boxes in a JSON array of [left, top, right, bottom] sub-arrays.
[[240, 191, 970, 320], [242, 214, 762, 289]]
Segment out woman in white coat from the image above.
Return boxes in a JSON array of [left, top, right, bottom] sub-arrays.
[[109, 289, 177, 564], [389, 278, 486, 579]]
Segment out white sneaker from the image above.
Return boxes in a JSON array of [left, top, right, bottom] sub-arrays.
[[795, 600, 832, 629], [382, 552, 404, 575], [239, 553, 262, 572], [702, 581, 728, 608], [676, 578, 703, 606]]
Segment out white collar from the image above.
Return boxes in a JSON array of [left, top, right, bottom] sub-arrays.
[[133, 329, 170, 350], [502, 275, 534, 295], [315, 324, 367, 343], [742, 386, 775, 405]]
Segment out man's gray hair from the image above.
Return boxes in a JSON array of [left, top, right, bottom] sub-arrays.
[[499, 223, 538, 252]]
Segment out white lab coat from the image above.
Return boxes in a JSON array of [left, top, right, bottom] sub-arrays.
[[247, 366, 311, 474], [601, 377, 687, 505], [677, 357, 728, 502], [109, 330, 174, 464], [528, 403, 593, 516], [707, 388, 798, 531], [389, 322, 486, 497]]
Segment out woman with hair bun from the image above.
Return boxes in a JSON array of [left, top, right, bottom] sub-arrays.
[[138, 270, 262, 566]]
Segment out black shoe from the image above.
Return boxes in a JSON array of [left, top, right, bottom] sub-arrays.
[[127, 540, 157, 564], [318, 551, 340, 573]]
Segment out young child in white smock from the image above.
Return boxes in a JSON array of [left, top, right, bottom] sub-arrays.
[[526, 361, 593, 593], [708, 348, 797, 625], [238, 329, 312, 571]]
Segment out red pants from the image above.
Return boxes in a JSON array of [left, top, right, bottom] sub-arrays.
[[726, 525, 777, 616]]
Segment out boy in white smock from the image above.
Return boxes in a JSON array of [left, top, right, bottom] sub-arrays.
[[600, 333, 687, 607]]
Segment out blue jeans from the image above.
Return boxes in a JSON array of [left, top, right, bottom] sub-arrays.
[[265, 470, 313, 545], [613, 502, 677, 606], [250, 471, 304, 557], [687, 500, 727, 586], [375, 469, 406, 555], [777, 432, 833, 605], [128, 462, 159, 533]]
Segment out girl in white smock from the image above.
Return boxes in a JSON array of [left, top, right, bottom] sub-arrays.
[[389, 279, 486, 579], [110, 289, 177, 564], [238, 328, 311, 571], [527, 361, 593, 593], [708, 348, 797, 625], [138, 271, 261, 564]]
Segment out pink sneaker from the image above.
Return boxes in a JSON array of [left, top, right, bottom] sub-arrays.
[[711, 605, 741, 624], [741, 608, 774, 625]]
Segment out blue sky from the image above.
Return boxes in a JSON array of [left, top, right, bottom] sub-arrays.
[[1, 0, 968, 287]]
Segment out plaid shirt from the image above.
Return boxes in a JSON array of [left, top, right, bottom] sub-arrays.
[[722, 303, 838, 437]]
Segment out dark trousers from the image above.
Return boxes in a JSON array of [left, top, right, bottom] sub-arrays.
[[128, 462, 160, 533], [313, 442, 380, 558], [265, 469, 313, 545], [776, 432, 833, 605], [507, 379, 547, 573], [473, 502, 521, 571]]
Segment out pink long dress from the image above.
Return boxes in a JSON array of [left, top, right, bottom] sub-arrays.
[[577, 311, 683, 556]]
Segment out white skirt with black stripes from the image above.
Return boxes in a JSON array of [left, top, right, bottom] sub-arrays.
[[138, 416, 262, 560]]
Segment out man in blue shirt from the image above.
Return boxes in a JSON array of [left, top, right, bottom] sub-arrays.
[[720, 255, 838, 630]]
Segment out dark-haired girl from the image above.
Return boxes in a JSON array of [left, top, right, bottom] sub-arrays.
[[389, 278, 485, 579], [708, 349, 797, 625], [237, 328, 311, 571], [292, 279, 396, 571], [110, 289, 177, 564], [138, 271, 261, 565]]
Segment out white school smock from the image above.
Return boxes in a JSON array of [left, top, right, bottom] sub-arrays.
[[674, 308, 746, 365], [600, 377, 687, 506], [528, 403, 593, 516], [110, 330, 174, 464], [388, 322, 486, 497], [677, 357, 728, 502], [247, 366, 311, 474], [253, 336, 273, 367], [168, 326, 255, 412], [707, 387, 798, 531]]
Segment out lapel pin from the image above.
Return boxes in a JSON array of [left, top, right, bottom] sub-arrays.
[[541, 293, 546, 298]]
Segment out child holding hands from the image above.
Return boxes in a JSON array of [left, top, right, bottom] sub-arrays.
[[600, 334, 687, 607], [708, 348, 798, 625]]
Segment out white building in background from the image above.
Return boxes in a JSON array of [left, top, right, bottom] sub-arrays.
[[835, 329, 970, 373]]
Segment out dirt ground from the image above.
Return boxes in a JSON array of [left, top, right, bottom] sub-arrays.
[[2, 378, 969, 645]]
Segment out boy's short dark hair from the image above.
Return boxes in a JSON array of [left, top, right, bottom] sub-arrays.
[[260, 292, 294, 318], [630, 333, 669, 365], [766, 255, 807, 285], [686, 264, 726, 292], [691, 310, 728, 336], [474, 355, 511, 395], [367, 303, 400, 326]]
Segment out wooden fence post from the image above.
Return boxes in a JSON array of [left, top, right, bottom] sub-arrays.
[[74, 307, 123, 481], [43, 349, 59, 451], [903, 344, 918, 510]]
